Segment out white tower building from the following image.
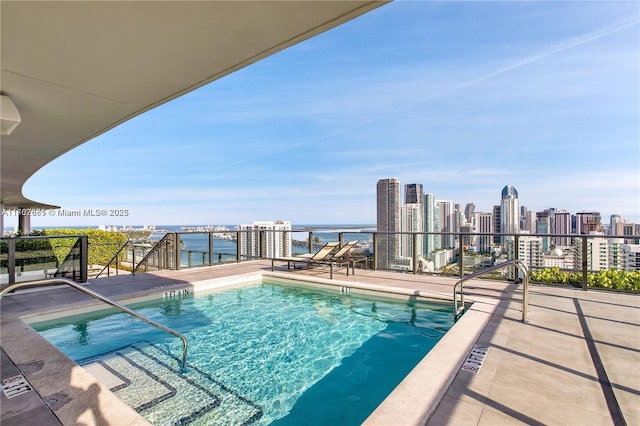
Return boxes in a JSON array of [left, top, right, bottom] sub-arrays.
[[238, 220, 292, 259]]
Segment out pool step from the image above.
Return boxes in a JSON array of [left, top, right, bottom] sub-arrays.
[[80, 342, 262, 425]]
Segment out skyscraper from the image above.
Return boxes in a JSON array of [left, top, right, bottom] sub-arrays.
[[500, 185, 520, 240], [404, 183, 424, 205], [476, 212, 493, 253], [423, 193, 439, 255], [436, 200, 456, 249], [575, 211, 602, 234], [400, 203, 423, 258], [377, 178, 400, 269], [536, 211, 552, 252], [493, 205, 501, 244], [554, 210, 572, 247]]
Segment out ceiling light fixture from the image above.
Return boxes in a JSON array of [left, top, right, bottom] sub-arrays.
[[1, 95, 22, 135]]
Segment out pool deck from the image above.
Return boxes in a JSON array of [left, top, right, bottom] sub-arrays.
[[1, 260, 639, 425]]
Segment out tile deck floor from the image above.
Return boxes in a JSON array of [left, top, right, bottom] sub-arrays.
[[1, 260, 638, 425]]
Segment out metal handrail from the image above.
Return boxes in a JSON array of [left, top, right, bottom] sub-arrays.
[[95, 240, 132, 278], [453, 259, 530, 323], [134, 232, 174, 273], [0, 278, 188, 372]]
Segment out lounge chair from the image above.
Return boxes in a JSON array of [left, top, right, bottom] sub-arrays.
[[271, 241, 340, 271], [310, 240, 368, 278]]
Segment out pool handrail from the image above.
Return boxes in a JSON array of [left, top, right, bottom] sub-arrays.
[[453, 259, 529, 323], [0, 278, 189, 372]]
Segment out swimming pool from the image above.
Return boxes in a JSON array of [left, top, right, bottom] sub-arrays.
[[30, 281, 456, 425]]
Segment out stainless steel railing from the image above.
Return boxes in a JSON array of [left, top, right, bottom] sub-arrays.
[[0, 278, 189, 372], [453, 259, 530, 323]]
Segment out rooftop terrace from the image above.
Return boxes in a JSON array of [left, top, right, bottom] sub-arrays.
[[1, 261, 638, 425]]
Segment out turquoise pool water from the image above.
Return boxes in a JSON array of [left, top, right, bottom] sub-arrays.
[[31, 283, 455, 425]]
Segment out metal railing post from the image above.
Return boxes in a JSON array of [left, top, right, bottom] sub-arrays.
[[131, 242, 136, 276], [412, 233, 418, 274], [174, 233, 181, 270], [372, 233, 378, 270], [514, 234, 520, 283], [79, 236, 88, 283], [308, 232, 313, 254], [522, 264, 529, 323], [8, 239, 16, 284], [581, 236, 588, 291], [236, 231, 241, 263], [208, 233, 213, 266], [458, 234, 463, 279]]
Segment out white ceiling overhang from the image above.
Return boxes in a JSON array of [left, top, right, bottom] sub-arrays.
[[0, 1, 387, 209]]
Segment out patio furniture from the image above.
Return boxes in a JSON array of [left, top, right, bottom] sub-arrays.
[[271, 241, 340, 271]]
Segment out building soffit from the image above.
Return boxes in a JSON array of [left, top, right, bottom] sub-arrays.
[[0, 1, 387, 209]]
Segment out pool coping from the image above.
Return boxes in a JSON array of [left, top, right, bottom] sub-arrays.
[[2, 269, 497, 425]]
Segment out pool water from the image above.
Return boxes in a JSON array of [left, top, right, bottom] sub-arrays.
[[31, 283, 455, 425]]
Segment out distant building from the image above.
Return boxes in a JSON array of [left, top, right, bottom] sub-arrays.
[[610, 214, 624, 235], [524, 210, 536, 234], [505, 235, 544, 270], [622, 244, 640, 271], [543, 247, 575, 270], [500, 185, 520, 236], [400, 203, 423, 258], [536, 211, 552, 252], [238, 220, 291, 259], [554, 210, 572, 248], [423, 193, 439, 255], [464, 203, 475, 227], [436, 200, 456, 249], [459, 223, 475, 249], [377, 178, 400, 269], [575, 211, 602, 235], [493, 205, 501, 244], [475, 212, 493, 254], [573, 237, 609, 271], [404, 183, 424, 205]]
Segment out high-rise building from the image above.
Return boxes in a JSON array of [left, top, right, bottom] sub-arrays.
[[377, 178, 400, 269], [436, 200, 456, 249], [536, 211, 552, 252], [610, 214, 624, 235], [524, 210, 536, 233], [493, 205, 501, 244], [238, 220, 291, 259], [404, 183, 424, 205], [400, 203, 423, 258], [575, 211, 602, 234], [476, 212, 493, 253], [464, 203, 475, 226], [460, 223, 474, 249], [500, 185, 520, 236], [554, 210, 572, 248], [423, 193, 439, 255], [520, 206, 529, 231]]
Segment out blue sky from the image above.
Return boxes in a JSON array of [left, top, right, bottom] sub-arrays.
[[14, 1, 640, 228]]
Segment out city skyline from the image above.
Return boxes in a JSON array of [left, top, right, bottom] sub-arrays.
[[2, 180, 636, 230], [3, 1, 638, 228]]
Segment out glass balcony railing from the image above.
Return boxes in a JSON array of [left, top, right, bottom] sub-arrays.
[[3, 230, 638, 293], [0, 235, 88, 286]]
